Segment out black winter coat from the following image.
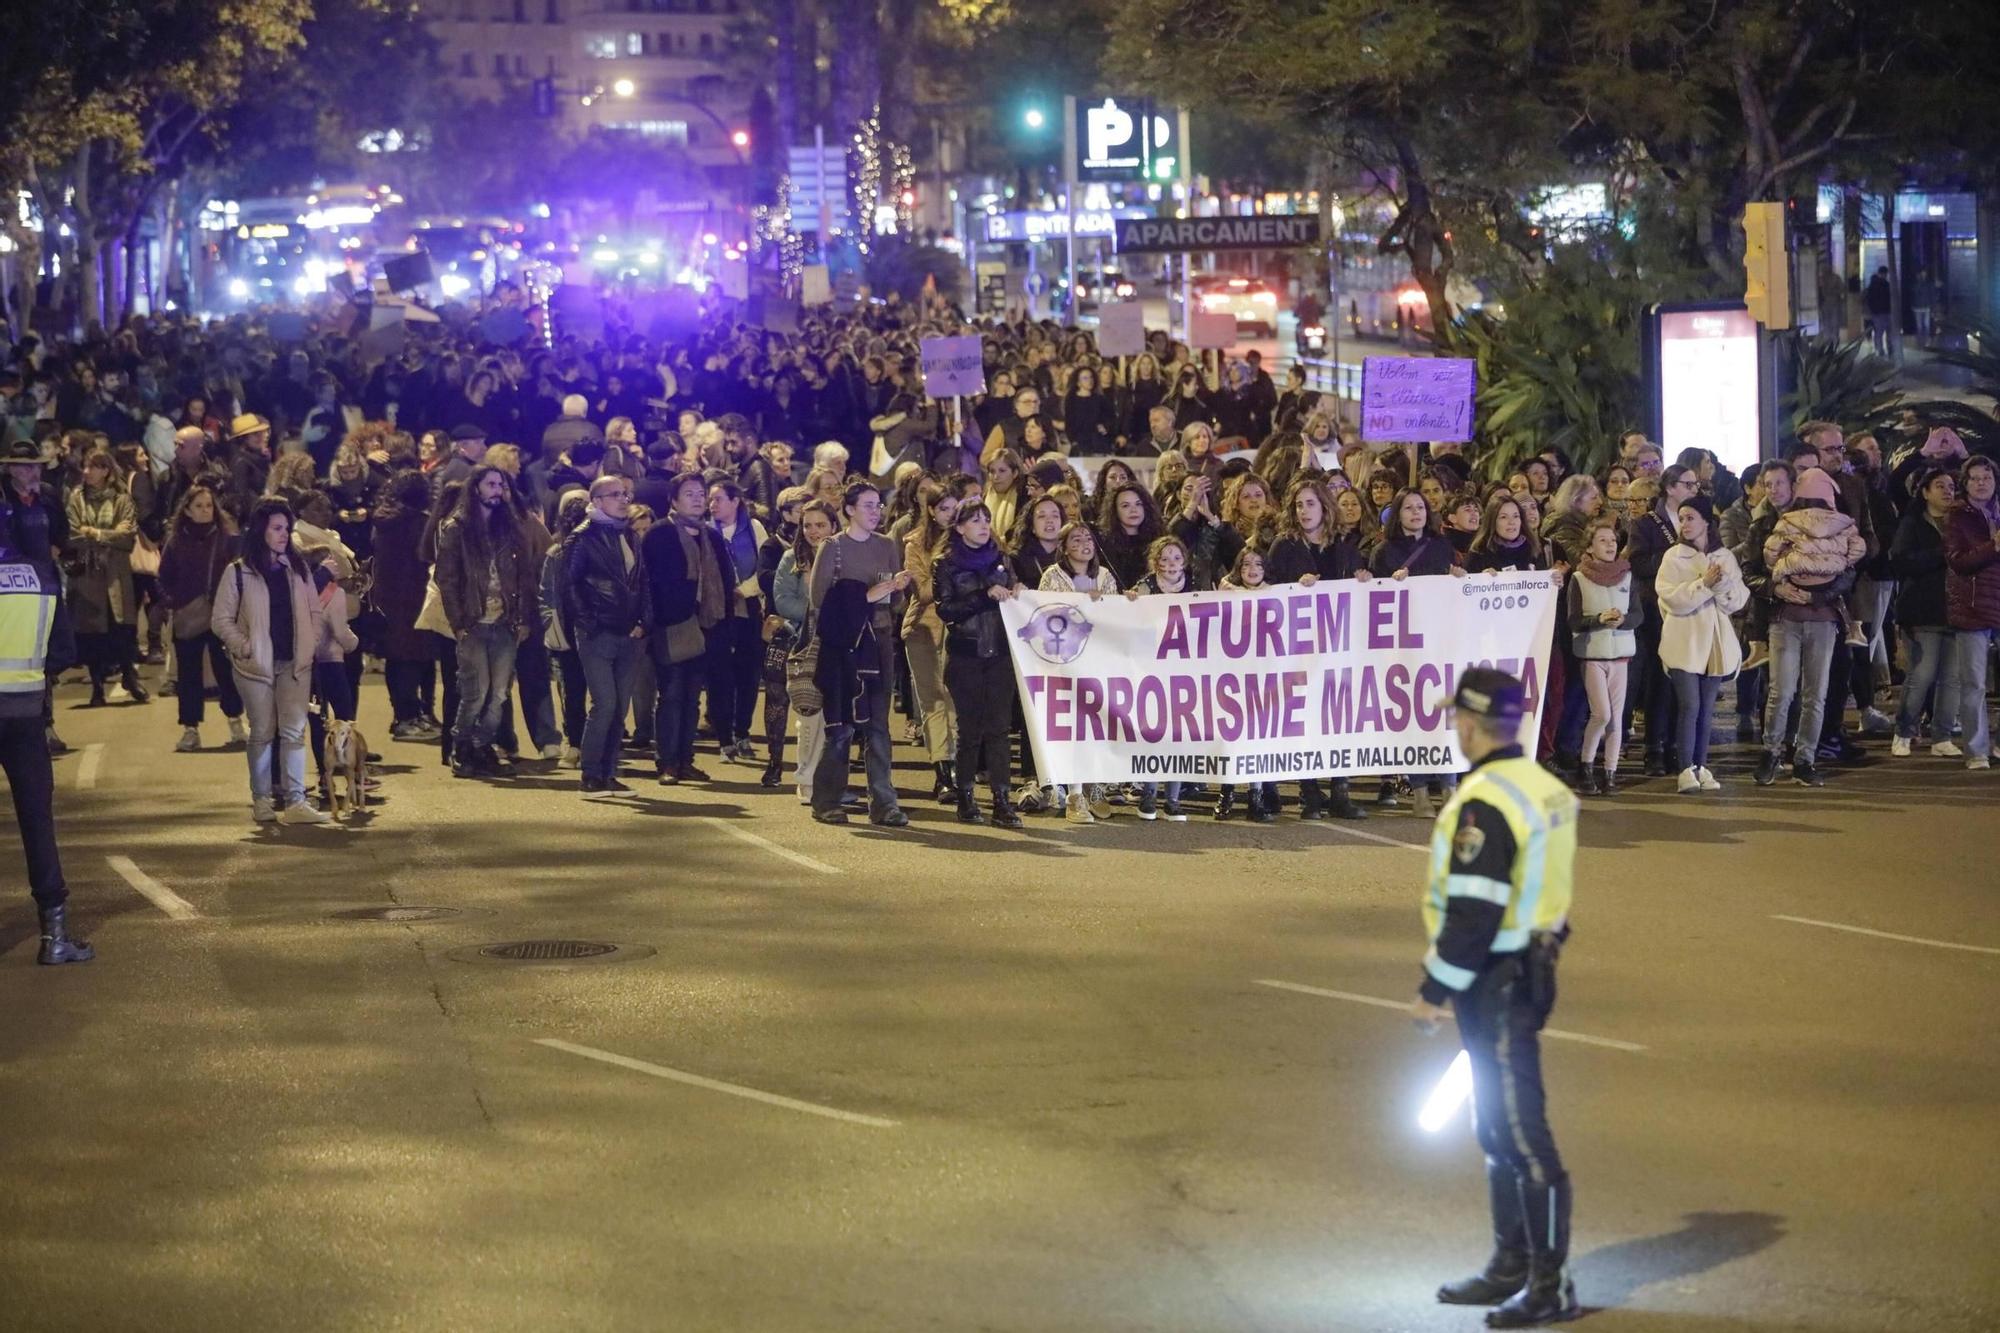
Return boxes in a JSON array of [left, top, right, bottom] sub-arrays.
[[933, 548, 1016, 659], [566, 519, 651, 639], [639, 521, 734, 630], [1888, 505, 1951, 629]]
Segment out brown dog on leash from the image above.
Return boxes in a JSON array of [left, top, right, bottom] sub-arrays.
[[321, 718, 370, 820]]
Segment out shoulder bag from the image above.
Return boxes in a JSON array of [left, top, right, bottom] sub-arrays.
[[785, 538, 838, 715]]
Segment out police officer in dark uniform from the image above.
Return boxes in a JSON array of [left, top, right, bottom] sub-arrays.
[[0, 477, 94, 965], [1410, 667, 1579, 1327]]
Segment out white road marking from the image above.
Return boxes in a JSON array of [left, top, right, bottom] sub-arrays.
[[1313, 822, 1427, 852], [106, 855, 198, 921], [1771, 915, 2000, 958], [1254, 979, 1648, 1052], [535, 1038, 897, 1128], [699, 816, 843, 875], [75, 743, 103, 789]]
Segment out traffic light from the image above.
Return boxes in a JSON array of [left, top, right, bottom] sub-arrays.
[[1742, 201, 1790, 329]]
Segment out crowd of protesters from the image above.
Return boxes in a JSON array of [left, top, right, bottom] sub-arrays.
[[3, 289, 1995, 832]]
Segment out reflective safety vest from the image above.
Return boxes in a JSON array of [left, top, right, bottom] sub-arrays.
[[1424, 755, 1579, 957], [0, 561, 58, 697]]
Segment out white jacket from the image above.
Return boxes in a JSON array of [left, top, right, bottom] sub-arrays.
[[211, 556, 322, 685], [1656, 545, 1749, 678]]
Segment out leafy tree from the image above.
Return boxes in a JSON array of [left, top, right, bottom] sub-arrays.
[[1107, 0, 1572, 333]]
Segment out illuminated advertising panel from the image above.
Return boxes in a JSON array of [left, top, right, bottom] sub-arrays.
[[1655, 305, 1762, 478]]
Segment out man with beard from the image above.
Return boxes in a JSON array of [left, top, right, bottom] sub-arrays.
[[434, 466, 540, 778], [717, 412, 782, 521]]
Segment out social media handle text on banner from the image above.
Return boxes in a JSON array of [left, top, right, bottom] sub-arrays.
[[998, 575, 1557, 785]]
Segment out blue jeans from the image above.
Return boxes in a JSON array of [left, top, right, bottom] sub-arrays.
[[1763, 620, 1837, 764], [237, 666, 309, 806], [578, 630, 641, 782], [1669, 669, 1724, 769], [651, 635, 704, 772], [1896, 628, 1960, 740], [1950, 628, 1993, 760], [811, 673, 900, 818], [454, 622, 518, 751]]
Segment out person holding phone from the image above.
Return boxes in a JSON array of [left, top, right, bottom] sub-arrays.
[[807, 480, 913, 826]]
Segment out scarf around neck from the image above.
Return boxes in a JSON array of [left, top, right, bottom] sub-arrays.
[[1580, 554, 1630, 587], [675, 513, 726, 626]]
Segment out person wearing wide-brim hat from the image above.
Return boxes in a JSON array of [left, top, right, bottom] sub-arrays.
[[224, 414, 273, 524]]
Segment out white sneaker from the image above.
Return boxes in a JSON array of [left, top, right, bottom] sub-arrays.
[[1697, 766, 1721, 791], [252, 798, 277, 824], [1860, 707, 1895, 736], [1931, 740, 1964, 758], [105, 684, 131, 704], [540, 742, 563, 761], [279, 800, 332, 826], [227, 716, 248, 744], [1065, 793, 1096, 825], [1676, 766, 1702, 795], [1890, 736, 1912, 757], [559, 744, 582, 769], [1970, 756, 1993, 771], [176, 727, 201, 753]]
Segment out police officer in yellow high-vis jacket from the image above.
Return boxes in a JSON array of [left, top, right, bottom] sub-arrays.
[[1, 487, 93, 965], [1411, 666, 1577, 1328]]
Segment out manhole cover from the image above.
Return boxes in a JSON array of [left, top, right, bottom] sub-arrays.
[[328, 905, 469, 923], [446, 940, 655, 966]]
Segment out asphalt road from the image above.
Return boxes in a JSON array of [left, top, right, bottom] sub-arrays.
[[2, 666, 1995, 1332]]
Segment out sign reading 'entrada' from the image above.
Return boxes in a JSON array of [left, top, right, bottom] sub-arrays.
[[1112, 215, 1323, 254]]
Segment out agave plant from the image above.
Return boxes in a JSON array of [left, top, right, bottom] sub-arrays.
[[1456, 246, 1649, 478], [1781, 336, 1905, 439]]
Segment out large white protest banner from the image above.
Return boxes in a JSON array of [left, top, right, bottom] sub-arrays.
[[998, 573, 1556, 785]]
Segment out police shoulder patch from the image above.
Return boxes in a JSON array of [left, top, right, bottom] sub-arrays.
[[1452, 813, 1486, 865]]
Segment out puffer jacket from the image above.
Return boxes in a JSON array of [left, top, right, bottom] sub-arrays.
[[1763, 503, 1864, 597], [1943, 501, 2000, 631], [1656, 545, 1749, 678], [932, 545, 1017, 659]]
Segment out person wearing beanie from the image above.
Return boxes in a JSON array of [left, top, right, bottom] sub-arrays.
[[1753, 466, 1863, 786], [1655, 493, 1749, 794]]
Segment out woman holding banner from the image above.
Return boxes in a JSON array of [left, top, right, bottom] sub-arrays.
[[1371, 488, 1467, 819], [933, 503, 1022, 828], [1126, 535, 1206, 822], [1265, 479, 1372, 821], [901, 480, 961, 803]]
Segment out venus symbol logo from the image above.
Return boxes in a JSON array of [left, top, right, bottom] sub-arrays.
[[1018, 603, 1093, 664]]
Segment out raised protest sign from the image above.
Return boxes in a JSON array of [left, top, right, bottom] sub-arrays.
[[1189, 311, 1237, 350], [920, 335, 986, 397], [1096, 301, 1146, 357], [801, 264, 833, 307], [1361, 356, 1476, 442], [1114, 215, 1322, 254], [998, 573, 1555, 784]]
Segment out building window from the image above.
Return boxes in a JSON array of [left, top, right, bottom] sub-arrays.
[[493, 53, 507, 76], [513, 0, 526, 20], [459, 52, 476, 76], [626, 30, 643, 54], [545, 0, 560, 21], [697, 31, 713, 54], [585, 34, 617, 58], [513, 54, 526, 74]]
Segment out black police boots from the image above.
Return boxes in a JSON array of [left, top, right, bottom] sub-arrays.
[[38, 904, 95, 966], [1487, 1176, 1579, 1328], [1437, 1157, 1529, 1306]]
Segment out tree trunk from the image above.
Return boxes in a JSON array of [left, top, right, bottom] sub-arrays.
[[1883, 191, 1903, 364], [826, 0, 880, 145], [770, 0, 799, 143]]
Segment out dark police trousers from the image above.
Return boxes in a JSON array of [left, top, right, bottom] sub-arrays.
[[1, 713, 68, 911], [1453, 940, 1567, 1204]]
